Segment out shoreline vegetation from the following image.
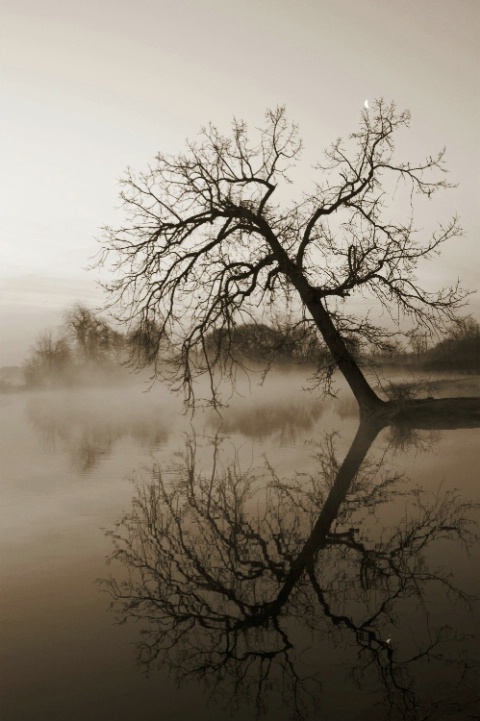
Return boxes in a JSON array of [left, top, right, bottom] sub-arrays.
[[1, 303, 479, 397]]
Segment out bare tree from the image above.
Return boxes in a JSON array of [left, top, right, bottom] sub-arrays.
[[63, 302, 124, 363], [98, 100, 468, 416], [24, 329, 72, 387]]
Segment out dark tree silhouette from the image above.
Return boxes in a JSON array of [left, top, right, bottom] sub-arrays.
[[24, 329, 72, 387], [101, 413, 480, 720], [98, 100, 470, 416], [63, 302, 124, 364]]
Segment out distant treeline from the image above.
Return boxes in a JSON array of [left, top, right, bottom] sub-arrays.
[[3, 306, 479, 392], [20, 309, 331, 389], [206, 323, 330, 366], [22, 304, 128, 388], [208, 319, 480, 374], [373, 318, 480, 373]]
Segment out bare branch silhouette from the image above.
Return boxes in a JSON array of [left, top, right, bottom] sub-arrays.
[[97, 101, 473, 417], [100, 418, 479, 719]]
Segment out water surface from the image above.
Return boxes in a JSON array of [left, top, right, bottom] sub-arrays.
[[1, 372, 479, 720]]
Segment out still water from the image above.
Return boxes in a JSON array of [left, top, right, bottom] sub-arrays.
[[1, 371, 479, 720]]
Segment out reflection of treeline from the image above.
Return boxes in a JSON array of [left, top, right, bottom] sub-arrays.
[[26, 391, 169, 472]]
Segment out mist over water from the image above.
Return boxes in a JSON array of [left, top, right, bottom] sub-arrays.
[[1, 369, 479, 720]]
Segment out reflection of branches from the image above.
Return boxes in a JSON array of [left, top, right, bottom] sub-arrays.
[[101, 426, 479, 720], [306, 483, 478, 719], [104, 435, 319, 716], [385, 422, 440, 453]]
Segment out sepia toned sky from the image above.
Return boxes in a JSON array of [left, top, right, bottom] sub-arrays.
[[1, 0, 479, 365]]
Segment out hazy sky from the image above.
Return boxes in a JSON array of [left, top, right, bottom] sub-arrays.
[[1, 0, 479, 365]]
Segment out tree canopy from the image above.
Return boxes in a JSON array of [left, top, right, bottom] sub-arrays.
[[98, 100, 468, 414]]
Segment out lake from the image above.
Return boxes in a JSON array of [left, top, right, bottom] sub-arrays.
[[1, 370, 479, 720]]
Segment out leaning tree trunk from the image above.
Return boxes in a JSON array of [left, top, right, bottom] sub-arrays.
[[289, 270, 385, 416], [307, 297, 385, 415], [237, 416, 384, 627], [257, 219, 386, 416]]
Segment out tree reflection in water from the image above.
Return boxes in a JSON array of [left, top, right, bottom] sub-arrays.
[[100, 418, 479, 720]]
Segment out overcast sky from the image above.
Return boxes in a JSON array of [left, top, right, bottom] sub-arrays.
[[1, 0, 479, 365]]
